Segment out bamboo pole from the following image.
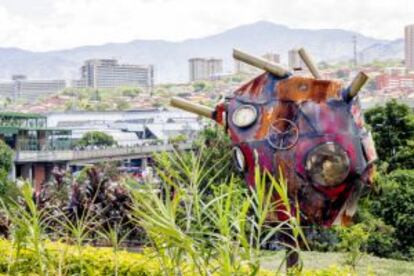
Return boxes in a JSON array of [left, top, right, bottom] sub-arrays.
[[348, 72, 369, 98], [170, 97, 214, 119], [298, 48, 322, 79], [233, 48, 288, 77]]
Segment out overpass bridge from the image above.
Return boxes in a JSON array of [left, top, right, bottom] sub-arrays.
[[14, 143, 193, 164], [11, 142, 193, 188]]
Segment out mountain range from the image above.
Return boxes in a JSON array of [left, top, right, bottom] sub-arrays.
[[0, 21, 404, 83]]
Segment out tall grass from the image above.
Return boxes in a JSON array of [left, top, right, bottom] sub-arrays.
[[1, 183, 49, 275], [0, 148, 308, 275], [131, 148, 307, 275]]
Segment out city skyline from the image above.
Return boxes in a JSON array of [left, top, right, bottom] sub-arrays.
[[0, 0, 413, 51]]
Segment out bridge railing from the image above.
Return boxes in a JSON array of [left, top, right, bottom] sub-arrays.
[[14, 142, 194, 163]]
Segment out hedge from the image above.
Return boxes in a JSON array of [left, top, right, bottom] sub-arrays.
[[0, 239, 159, 275], [0, 239, 356, 275]]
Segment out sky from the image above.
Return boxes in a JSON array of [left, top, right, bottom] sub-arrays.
[[0, 0, 413, 51]]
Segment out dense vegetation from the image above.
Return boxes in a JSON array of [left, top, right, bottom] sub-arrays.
[[309, 100, 414, 261], [0, 141, 13, 196], [359, 100, 414, 260], [77, 131, 117, 147], [0, 100, 413, 274]]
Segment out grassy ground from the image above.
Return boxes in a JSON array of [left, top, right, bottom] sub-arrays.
[[260, 251, 414, 275]]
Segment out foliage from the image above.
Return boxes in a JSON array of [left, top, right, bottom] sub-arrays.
[[194, 124, 237, 187], [1, 183, 49, 274], [0, 140, 13, 174], [66, 165, 142, 240], [300, 265, 359, 276], [116, 99, 131, 110], [167, 134, 187, 145], [337, 224, 370, 270], [306, 226, 339, 252], [131, 149, 307, 275], [369, 170, 414, 259], [0, 238, 162, 275], [0, 140, 13, 197], [388, 141, 414, 171], [77, 131, 117, 147], [192, 81, 207, 91], [121, 87, 142, 98], [364, 100, 414, 170], [0, 149, 412, 274]]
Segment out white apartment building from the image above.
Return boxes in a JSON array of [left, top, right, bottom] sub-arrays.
[[80, 59, 154, 89]]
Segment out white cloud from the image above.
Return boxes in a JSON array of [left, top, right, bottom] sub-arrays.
[[0, 0, 413, 51]]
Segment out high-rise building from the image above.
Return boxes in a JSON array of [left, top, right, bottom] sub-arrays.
[[189, 58, 207, 82], [189, 58, 223, 81], [80, 59, 154, 89], [206, 58, 223, 80], [262, 52, 280, 64], [288, 49, 304, 70], [405, 24, 414, 69]]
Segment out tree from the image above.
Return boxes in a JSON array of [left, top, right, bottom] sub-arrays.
[[0, 140, 13, 173], [168, 134, 187, 145], [370, 170, 414, 260], [192, 81, 206, 92], [122, 87, 142, 98], [115, 99, 130, 110], [0, 140, 13, 196], [364, 100, 414, 169], [77, 131, 116, 147]]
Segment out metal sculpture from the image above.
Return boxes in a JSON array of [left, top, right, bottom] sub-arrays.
[[171, 48, 377, 228]]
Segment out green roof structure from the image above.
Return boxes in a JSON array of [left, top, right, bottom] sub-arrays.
[[0, 111, 45, 119]]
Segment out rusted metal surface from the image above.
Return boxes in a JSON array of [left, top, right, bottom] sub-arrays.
[[171, 50, 377, 228]]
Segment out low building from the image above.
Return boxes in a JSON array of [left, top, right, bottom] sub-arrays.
[[0, 75, 67, 101], [376, 74, 414, 90], [46, 109, 202, 145], [0, 112, 71, 188]]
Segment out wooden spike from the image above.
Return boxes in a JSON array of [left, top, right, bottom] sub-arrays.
[[170, 97, 214, 119], [233, 48, 288, 77], [298, 48, 321, 79], [349, 72, 369, 98]]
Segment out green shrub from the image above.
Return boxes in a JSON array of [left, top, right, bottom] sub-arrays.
[[0, 140, 13, 197], [122, 88, 142, 98], [306, 226, 339, 252], [364, 100, 414, 170], [337, 224, 369, 269], [301, 265, 359, 276], [0, 238, 161, 275], [77, 131, 116, 147], [370, 170, 414, 259]]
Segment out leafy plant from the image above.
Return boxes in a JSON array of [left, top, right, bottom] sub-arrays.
[[370, 170, 414, 260], [337, 224, 369, 270], [1, 183, 49, 275], [130, 148, 307, 275], [77, 131, 117, 147], [364, 100, 414, 170], [0, 140, 13, 197]]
